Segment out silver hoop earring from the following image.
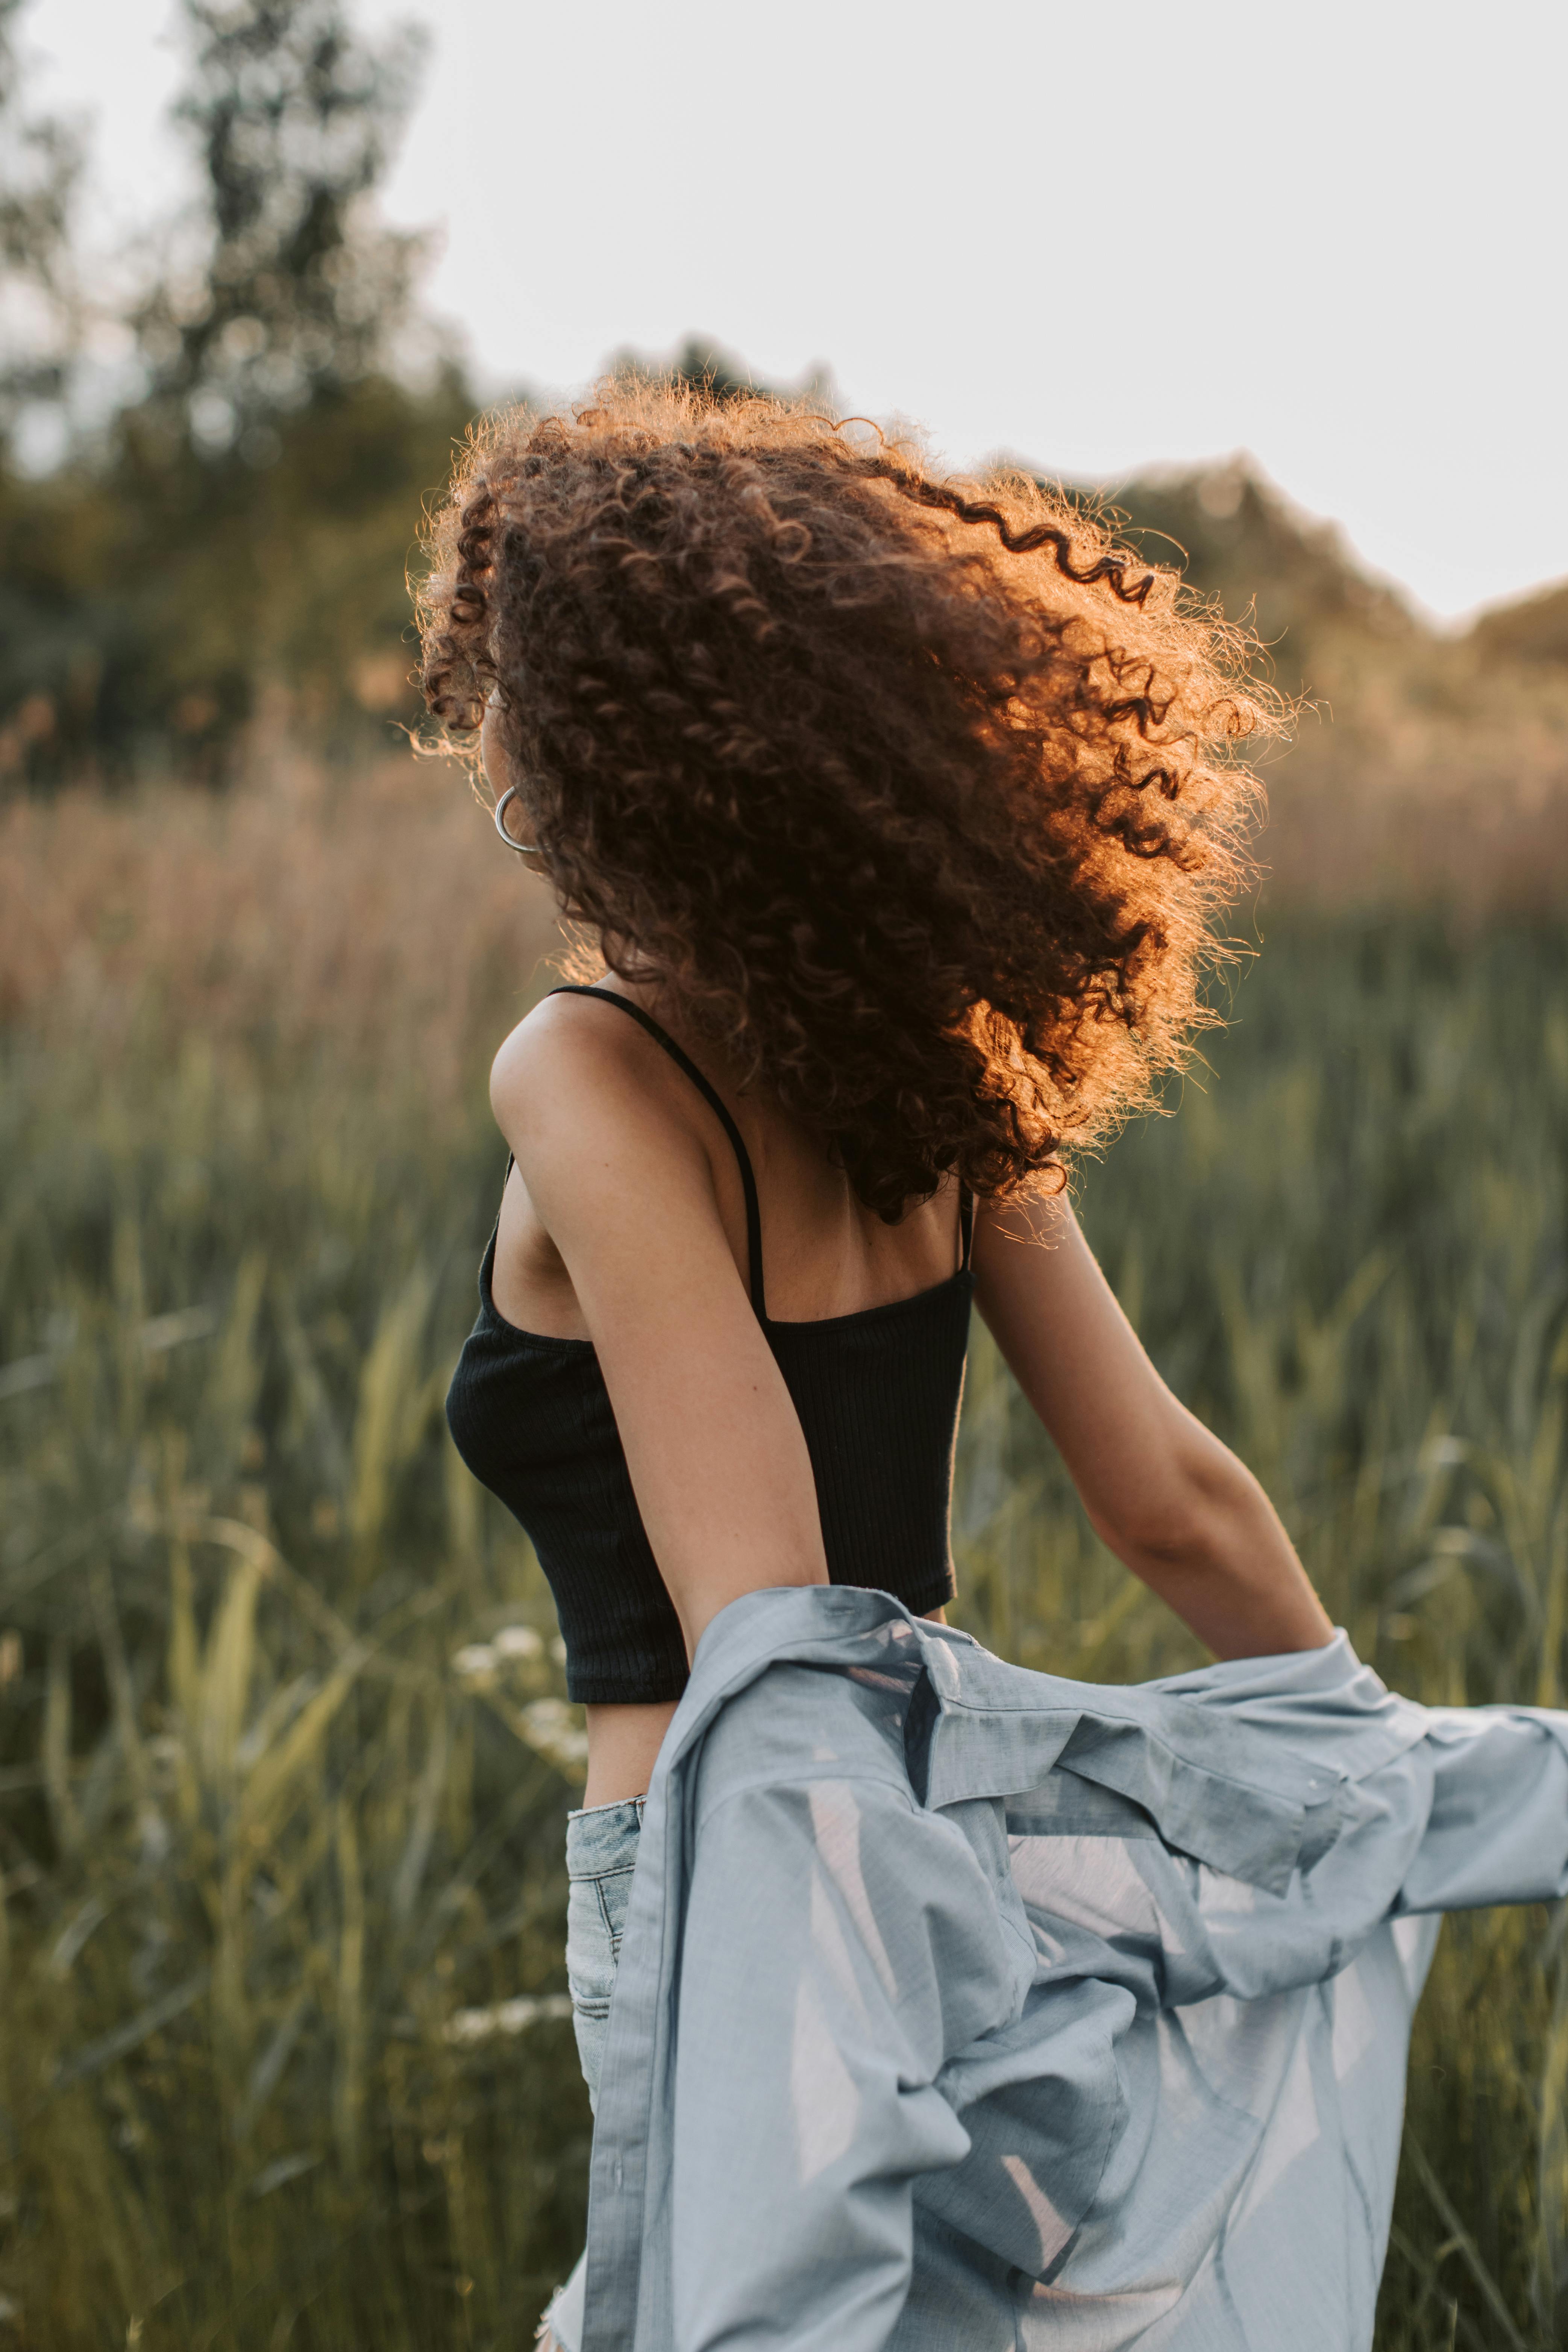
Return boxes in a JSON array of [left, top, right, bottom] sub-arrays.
[[493, 783, 538, 855]]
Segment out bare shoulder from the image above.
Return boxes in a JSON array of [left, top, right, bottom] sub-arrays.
[[488, 988, 711, 1188], [488, 987, 638, 1122]]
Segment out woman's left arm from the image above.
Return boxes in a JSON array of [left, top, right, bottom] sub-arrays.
[[972, 1192, 1334, 1659]]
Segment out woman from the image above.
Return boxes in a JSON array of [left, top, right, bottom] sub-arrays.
[[418, 383, 1338, 2335]]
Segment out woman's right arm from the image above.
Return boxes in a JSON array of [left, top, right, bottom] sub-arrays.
[[972, 1191, 1333, 1660], [490, 999, 830, 1664]]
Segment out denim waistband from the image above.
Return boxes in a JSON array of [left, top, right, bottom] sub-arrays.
[[566, 1794, 644, 1876]]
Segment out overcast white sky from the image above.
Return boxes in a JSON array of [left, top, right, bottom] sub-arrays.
[[24, 0, 1568, 620]]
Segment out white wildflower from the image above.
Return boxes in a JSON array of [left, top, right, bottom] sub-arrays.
[[492, 1624, 544, 1662], [443, 1993, 573, 2045], [517, 1697, 589, 1772]]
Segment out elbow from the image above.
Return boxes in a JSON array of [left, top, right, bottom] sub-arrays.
[[1086, 1453, 1257, 1580]]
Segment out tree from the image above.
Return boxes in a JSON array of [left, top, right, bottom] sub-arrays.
[[0, 0, 470, 786], [0, 0, 84, 449], [133, 0, 429, 456]]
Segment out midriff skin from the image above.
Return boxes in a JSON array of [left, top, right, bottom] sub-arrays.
[[582, 1703, 678, 1809]]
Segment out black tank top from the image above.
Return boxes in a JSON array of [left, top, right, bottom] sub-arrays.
[[445, 987, 974, 1704]]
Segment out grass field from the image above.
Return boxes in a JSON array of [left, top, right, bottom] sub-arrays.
[[2, 769, 1566, 2347]]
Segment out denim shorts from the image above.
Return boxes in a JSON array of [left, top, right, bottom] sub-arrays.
[[564, 1794, 643, 2111]]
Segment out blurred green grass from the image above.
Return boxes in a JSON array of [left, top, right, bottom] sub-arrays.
[[3, 816, 1567, 2342]]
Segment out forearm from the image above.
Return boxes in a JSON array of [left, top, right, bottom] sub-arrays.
[[1095, 1444, 1332, 1659], [974, 1201, 1332, 1662]]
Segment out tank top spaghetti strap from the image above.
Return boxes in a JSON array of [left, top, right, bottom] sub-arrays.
[[547, 986, 770, 1313], [544, 984, 974, 1308]]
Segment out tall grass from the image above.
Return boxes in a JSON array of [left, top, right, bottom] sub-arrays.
[[2, 769, 1566, 2347]]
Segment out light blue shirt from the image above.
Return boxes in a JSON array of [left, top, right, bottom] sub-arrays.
[[546, 1587, 1568, 2351]]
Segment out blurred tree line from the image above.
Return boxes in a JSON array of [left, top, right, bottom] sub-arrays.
[[0, 0, 474, 783], [1, 0, 1563, 793]]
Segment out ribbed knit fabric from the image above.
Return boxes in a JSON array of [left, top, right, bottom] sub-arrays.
[[445, 989, 972, 1705]]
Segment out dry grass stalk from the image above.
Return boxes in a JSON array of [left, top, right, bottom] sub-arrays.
[[0, 745, 562, 1107]]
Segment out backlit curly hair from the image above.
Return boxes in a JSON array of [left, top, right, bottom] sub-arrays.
[[416, 380, 1278, 1219]]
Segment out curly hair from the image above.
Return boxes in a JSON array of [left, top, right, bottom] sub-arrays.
[[416, 380, 1278, 1219]]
